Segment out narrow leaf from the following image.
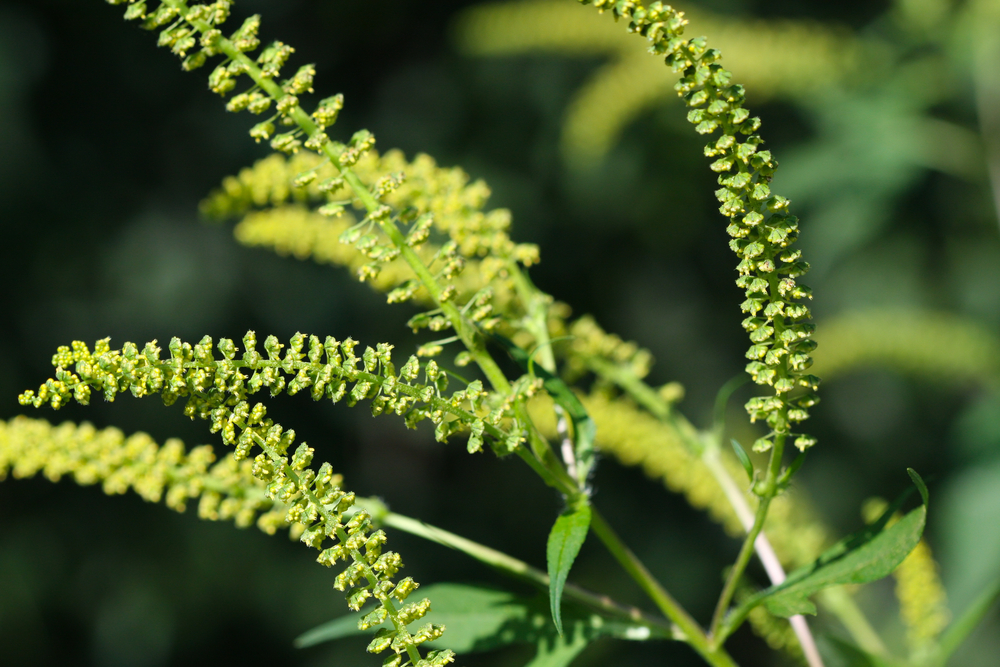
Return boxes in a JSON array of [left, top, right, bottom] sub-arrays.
[[294, 614, 363, 648], [731, 438, 754, 482], [907, 467, 928, 506], [734, 472, 927, 622], [547, 501, 592, 636], [778, 449, 808, 487]]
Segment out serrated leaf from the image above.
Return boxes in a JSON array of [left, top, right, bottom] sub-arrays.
[[740, 471, 927, 620], [547, 501, 592, 636]]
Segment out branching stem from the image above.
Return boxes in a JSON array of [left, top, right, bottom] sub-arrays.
[[589, 509, 738, 667], [584, 355, 836, 663], [354, 499, 677, 637]]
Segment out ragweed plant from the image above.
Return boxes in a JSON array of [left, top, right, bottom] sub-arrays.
[[5, 1, 1000, 667]]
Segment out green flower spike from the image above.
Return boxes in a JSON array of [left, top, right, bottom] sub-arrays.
[[19, 331, 485, 666], [577, 0, 820, 457]]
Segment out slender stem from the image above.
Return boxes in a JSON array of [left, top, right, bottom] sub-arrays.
[[353, 499, 676, 637], [509, 264, 556, 373], [710, 424, 784, 643], [702, 447, 826, 667], [586, 356, 834, 663], [515, 401, 579, 494], [589, 509, 739, 667], [586, 355, 672, 421], [710, 490, 773, 640], [936, 575, 1000, 664], [817, 588, 891, 658], [508, 265, 584, 481]]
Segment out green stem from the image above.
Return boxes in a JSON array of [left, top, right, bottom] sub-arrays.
[[709, 425, 785, 643], [935, 575, 1000, 665], [589, 509, 739, 667], [583, 358, 843, 662], [816, 588, 891, 659], [353, 498, 675, 637], [709, 490, 773, 642], [585, 355, 673, 422], [509, 264, 556, 372]]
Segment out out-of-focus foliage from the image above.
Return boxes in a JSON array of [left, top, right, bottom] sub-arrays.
[[455, 0, 864, 169], [454, 0, 996, 273], [1, 0, 999, 665]]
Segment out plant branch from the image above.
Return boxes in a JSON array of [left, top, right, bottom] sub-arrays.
[[709, 481, 774, 641], [353, 497, 676, 637], [588, 508, 739, 667], [702, 447, 826, 667], [583, 356, 833, 663]]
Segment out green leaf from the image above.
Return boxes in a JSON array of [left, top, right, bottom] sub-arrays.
[[294, 583, 525, 651], [525, 622, 591, 667], [408, 583, 536, 653], [777, 449, 808, 487], [731, 471, 927, 625], [294, 582, 667, 652], [731, 438, 754, 482], [547, 501, 592, 636], [907, 467, 928, 506]]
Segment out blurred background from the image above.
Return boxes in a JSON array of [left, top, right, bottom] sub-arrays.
[[0, 0, 998, 665]]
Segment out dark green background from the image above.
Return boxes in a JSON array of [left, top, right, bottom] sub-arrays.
[[1, 1, 998, 666]]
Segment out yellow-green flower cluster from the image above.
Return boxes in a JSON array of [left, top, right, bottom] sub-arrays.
[[107, 0, 540, 378], [19, 333, 524, 454], [578, 0, 819, 453], [0, 416, 284, 529], [20, 330, 466, 665], [456, 0, 863, 168], [894, 539, 950, 653], [199, 149, 535, 325], [563, 315, 655, 383]]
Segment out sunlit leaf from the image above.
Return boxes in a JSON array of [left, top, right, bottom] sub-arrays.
[[547, 501, 592, 635], [731, 470, 927, 624]]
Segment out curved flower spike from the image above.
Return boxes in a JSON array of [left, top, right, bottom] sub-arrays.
[[21, 330, 467, 665], [578, 0, 820, 454]]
